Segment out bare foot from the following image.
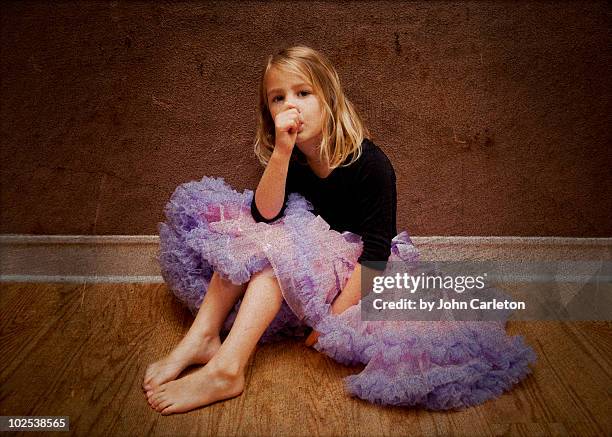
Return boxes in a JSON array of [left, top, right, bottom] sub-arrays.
[[146, 362, 244, 415], [142, 334, 221, 391]]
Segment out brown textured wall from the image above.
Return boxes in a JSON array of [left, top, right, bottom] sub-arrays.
[[1, 1, 610, 237]]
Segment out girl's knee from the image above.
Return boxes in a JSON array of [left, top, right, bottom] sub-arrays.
[[252, 266, 274, 278], [249, 266, 276, 283], [247, 267, 282, 302], [212, 270, 247, 290]]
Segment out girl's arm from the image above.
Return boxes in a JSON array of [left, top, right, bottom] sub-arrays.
[[254, 102, 303, 221], [253, 147, 292, 220]]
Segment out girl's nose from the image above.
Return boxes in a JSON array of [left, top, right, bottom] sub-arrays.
[[285, 101, 301, 112]]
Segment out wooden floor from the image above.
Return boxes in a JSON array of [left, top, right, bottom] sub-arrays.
[[0, 282, 610, 437]]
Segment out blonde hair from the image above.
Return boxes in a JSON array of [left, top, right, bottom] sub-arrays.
[[253, 46, 370, 168]]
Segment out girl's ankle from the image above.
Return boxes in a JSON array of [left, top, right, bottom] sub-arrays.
[[208, 358, 243, 379], [199, 331, 220, 341], [185, 330, 219, 342]]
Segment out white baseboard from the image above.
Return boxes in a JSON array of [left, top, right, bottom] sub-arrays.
[[0, 234, 610, 283]]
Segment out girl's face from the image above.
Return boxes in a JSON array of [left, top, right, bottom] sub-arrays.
[[265, 66, 325, 153]]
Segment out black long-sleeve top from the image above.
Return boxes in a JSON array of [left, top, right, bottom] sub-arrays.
[[251, 138, 397, 265]]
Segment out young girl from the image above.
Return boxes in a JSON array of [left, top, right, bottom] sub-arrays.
[[144, 46, 536, 415]]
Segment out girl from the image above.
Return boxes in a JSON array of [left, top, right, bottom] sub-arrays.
[[144, 46, 536, 415]]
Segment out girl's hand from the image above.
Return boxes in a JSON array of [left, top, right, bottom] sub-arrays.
[[274, 103, 304, 155], [304, 329, 320, 347]]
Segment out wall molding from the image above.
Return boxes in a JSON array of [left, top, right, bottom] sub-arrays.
[[0, 234, 610, 283]]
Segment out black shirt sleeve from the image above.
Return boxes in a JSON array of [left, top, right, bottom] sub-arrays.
[[355, 152, 397, 268]]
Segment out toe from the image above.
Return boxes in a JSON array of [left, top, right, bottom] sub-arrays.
[[150, 394, 160, 407], [158, 398, 172, 411], [151, 391, 165, 408], [154, 396, 168, 412], [161, 404, 177, 415], [147, 385, 163, 398]]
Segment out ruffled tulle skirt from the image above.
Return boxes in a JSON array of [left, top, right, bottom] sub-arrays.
[[157, 176, 537, 410]]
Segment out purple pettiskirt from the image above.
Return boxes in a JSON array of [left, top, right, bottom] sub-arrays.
[[157, 176, 537, 410]]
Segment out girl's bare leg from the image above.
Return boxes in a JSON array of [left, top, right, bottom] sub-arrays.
[[143, 271, 248, 390], [146, 267, 283, 415]]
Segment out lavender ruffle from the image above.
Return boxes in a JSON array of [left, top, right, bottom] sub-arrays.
[[157, 176, 537, 410]]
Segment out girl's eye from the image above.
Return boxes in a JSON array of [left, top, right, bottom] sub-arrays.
[[271, 91, 310, 103]]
